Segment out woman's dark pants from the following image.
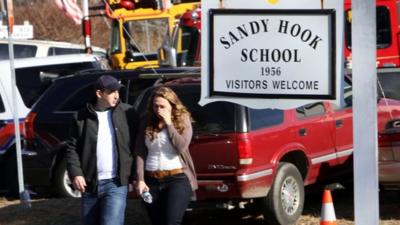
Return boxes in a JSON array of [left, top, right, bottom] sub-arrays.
[[144, 173, 192, 225]]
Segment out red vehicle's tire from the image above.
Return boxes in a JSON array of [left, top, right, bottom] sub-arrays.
[[262, 162, 305, 225]]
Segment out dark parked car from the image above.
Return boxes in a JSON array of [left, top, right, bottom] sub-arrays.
[[20, 67, 190, 197], [0, 54, 109, 193]]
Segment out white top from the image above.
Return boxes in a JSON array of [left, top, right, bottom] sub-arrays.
[[95, 110, 117, 180], [145, 128, 183, 171]]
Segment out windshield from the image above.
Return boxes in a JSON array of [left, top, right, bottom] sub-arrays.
[[377, 71, 400, 100], [345, 6, 392, 49], [123, 18, 169, 55]]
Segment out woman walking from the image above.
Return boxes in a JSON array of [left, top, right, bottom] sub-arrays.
[[135, 86, 197, 225]]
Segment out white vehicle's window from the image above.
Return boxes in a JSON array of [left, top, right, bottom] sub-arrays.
[[0, 95, 5, 113], [0, 44, 37, 60], [47, 47, 85, 56], [15, 62, 97, 107]]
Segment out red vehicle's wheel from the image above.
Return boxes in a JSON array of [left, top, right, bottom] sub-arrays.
[[262, 162, 305, 225]]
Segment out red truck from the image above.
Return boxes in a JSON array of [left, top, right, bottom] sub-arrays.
[[344, 0, 400, 68], [133, 72, 400, 225]]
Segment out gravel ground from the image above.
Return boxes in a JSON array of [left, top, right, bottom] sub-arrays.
[[0, 190, 399, 225]]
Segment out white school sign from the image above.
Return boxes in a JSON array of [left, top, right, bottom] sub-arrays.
[[200, 0, 344, 109]]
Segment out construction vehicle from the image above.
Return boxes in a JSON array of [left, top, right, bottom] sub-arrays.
[[101, 0, 400, 69], [102, 0, 200, 69]]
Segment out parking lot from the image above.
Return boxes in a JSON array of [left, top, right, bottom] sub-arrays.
[[0, 189, 400, 225]]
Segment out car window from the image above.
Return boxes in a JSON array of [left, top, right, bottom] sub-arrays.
[[0, 94, 6, 113], [377, 71, 400, 100], [333, 78, 353, 110], [249, 108, 283, 130], [343, 80, 353, 108], [47, 47, 85, 56], [57, 84, 95, 112], [120, 78, 157, 105], [174, 85, 236, 133], [0, 44, 37, 60], [57, 77, 155, 112], [179, 26, 200, 66], [137, 84, 236, 133], [16, 62, 98, 108], [296, 102, 326, 119], [345, 6, 391, 49]]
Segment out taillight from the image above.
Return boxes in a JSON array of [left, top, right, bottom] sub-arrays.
[[237, 134, 253, 165], [379, 133, 392, 147], [24, 112, 37, 140]]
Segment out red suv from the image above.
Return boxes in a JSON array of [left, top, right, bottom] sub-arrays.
[[134, 74, 400, 225]]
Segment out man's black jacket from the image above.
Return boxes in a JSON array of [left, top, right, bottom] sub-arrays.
[[65, 102, 138, 193]]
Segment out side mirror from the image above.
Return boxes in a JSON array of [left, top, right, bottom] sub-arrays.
[[157, 46, 177, 67], [124, 50, 136, 62], [157, 26, 178, 67]]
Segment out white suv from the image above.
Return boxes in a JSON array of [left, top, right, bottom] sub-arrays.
[[0, 39, 106, 60], [0, 54, 108, 193]]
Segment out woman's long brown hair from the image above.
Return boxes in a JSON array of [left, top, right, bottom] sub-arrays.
[[145, 86, 191, 141]]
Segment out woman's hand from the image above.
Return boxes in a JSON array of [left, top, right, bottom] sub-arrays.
[[157, 108, 172, 125], [136, 180, 149, 195]]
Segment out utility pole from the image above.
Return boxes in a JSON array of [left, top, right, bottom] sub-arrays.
[[5, 0, 31, 208], [82, 0, 92, 53]]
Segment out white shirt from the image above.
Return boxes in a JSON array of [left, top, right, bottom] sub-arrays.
[[145, 128, 183, 171], [95, 110, 117, 180]]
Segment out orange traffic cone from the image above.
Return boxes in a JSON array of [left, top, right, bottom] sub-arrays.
[[320, 189, 337, 225]]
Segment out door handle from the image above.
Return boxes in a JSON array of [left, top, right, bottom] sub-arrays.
[[299, 128, 307, 136], [336, 119, 343, 128]]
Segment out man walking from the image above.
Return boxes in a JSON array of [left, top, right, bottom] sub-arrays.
[[65, 75, 137, 225]]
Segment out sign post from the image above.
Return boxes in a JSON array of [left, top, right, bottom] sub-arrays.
[[352, 0, 379, 224]]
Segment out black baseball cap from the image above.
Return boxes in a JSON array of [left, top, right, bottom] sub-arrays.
[[94, 75, 123, 91]]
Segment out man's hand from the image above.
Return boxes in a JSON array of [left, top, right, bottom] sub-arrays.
[[73, 176, 87, 192], [136, 180, 149, 195]]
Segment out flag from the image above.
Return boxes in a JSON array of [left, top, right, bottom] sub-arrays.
[[54, 0, 83, 25]]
